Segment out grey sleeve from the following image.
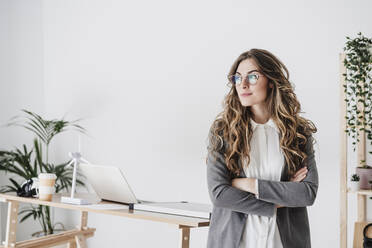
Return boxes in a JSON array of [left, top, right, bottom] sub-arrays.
[[257, 135, 319, 207], [206, 149, 276, 217]]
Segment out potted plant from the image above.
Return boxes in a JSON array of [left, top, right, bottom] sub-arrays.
[[342, 32, 372, 189], [356, 159, 372, 190], [350, 173, 360, 191], [0, 109, 87, 238]]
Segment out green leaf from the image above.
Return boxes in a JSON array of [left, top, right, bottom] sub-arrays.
[[20, 212, 34, 223], [9, 178, 21, 190]]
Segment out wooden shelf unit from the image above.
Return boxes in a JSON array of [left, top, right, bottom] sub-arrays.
[[347, 189, 372, 196], [340, 52, 371, 248]]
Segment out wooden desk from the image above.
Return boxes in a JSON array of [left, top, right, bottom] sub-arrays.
[[0, 193, 210, 248]]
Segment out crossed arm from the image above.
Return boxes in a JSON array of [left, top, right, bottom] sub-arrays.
[[232, 166, 309, 208], [206, 149, 276, 217], [206, 135, 318, 216]]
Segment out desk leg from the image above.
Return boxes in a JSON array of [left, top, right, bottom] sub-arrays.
[[73, 211, 88, 248], [179, 225, 190, 248], [4, 200, 19, 248], [79, 211, 88, 230], [68, 241, 77, 248], [75, 234, 88, 248]]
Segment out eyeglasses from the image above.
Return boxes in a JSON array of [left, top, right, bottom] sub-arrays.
[[228, 70, 262, 86]]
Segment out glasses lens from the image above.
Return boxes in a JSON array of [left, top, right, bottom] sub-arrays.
[[248, 74, 258, 84], [232, 74, 242, 84], [228, 74, 241, 84]]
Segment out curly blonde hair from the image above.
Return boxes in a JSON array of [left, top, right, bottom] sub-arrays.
[[207, 48, 317, 178]]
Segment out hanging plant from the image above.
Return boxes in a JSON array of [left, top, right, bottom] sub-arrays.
[[343, 32, 372, 167]]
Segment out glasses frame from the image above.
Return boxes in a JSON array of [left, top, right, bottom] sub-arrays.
[[228, 70, 263, 86]]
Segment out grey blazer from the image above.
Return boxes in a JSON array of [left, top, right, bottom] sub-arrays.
[[206, 135, 318, 248]]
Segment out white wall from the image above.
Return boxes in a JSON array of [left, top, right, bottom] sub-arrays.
[[0, 0, 47, 242], [1, 0, 372, 247]]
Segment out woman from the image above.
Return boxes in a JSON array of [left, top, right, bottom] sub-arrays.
[[206, 48, 318, 248]]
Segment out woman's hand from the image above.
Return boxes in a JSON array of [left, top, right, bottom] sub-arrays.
[[232, 167, 309, 208], [276, 166, 308, 208], [231, 178, 257, 194], [290, 166, 308, 182]]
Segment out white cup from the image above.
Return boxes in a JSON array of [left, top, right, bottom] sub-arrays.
[[38, 173, 57, 201]]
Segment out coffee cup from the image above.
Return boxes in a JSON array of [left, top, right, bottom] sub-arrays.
[[38, 173, 57, 201]]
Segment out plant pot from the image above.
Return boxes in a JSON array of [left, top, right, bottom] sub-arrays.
[[356, 167, 372, 189], [350, 181, 360, 191]]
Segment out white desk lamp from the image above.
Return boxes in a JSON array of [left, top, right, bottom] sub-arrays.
[[60, 152, 92, 205]]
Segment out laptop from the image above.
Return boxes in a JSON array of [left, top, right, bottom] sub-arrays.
[[79, 163, 212, 219], [79, 163, 150, 204]]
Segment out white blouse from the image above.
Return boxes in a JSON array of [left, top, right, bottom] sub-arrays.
[[239, 117, 284, 248]]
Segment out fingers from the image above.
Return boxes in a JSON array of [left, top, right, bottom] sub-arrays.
[[290, 167, 308, 182], [291, 174, 305, 182], [296, 168, 308, 179], [295, 173, 307, 182], [293, 167, 308, 178]]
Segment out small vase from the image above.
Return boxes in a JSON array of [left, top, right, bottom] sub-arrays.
[[350, 181, 360, 191], [356, 167, 372, 189]]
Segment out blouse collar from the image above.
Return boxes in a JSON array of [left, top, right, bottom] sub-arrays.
[[250, 117, 279, 134]]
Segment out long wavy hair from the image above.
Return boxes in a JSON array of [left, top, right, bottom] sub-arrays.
[[207, 48, 317, 178]]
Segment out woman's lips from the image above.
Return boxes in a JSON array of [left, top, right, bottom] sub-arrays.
[[241, 93, 252, 97]]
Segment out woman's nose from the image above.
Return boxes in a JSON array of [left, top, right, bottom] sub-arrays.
[[242, 81, 250, 88]]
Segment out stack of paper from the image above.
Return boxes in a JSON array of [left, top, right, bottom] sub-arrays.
[[132, 201, 212, 219], [85, 204, 129, 210]]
